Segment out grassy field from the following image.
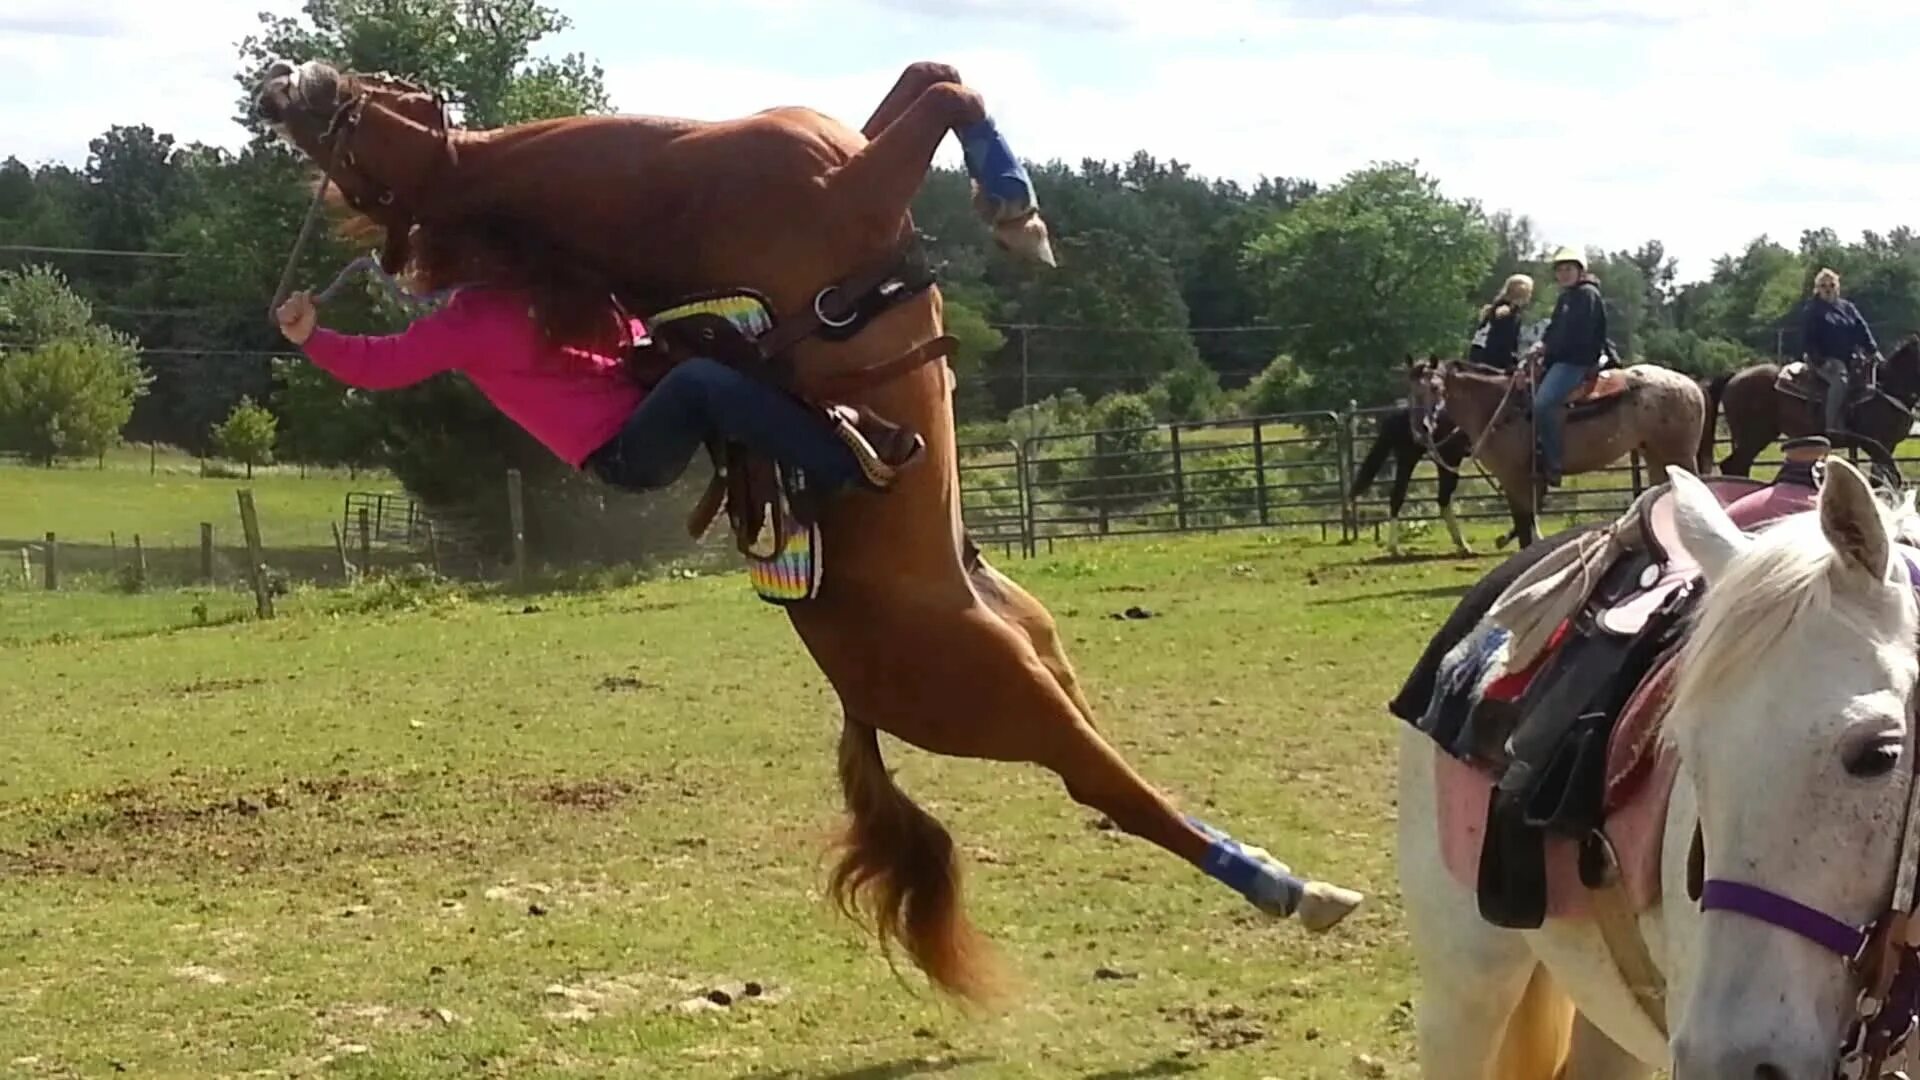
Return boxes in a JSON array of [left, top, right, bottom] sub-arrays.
[[1, 448, 403, 589], [0, 521, 1509, 1079]]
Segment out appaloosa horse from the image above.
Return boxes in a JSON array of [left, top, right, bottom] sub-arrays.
[[1407, 357, 1704, 547], [1702, 336, 1920, 482], [254, 60, 1360, 1002], [1397, 459, 1920, 1079]]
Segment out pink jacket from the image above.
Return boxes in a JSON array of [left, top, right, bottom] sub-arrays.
[[302, 287, 645, 467]]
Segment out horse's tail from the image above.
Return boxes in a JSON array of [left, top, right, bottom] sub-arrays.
[[1698, 372, 1732, 474], [1492, 965, 1574, 1080], [828, 717, 998, 1003], [1351, 420, 1398, 498]]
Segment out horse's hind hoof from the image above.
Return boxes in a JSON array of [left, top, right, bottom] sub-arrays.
[[1297, 881, 1365, 931]]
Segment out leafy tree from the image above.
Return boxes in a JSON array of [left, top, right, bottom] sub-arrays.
[[1149, 358, 1225, 422], [1241, 354, 1315, 416], [211, 395, 278, 478], [1243, 162, 1495, 407], [0, 339, 148, 465]]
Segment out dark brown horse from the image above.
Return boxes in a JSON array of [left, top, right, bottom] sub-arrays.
[[1700, 336, 1920, 482], [253, 60, 1360, 1003]]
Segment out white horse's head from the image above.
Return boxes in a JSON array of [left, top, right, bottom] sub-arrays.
[[1665, 459, 1920, 1079]]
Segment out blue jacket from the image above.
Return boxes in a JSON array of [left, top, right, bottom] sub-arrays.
[[1542, 279, 1607, 369], [1800, 296, 1877, 363]]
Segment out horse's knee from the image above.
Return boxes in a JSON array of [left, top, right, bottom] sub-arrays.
[[924, 82, 986, 127], [903, 61, 962, 87]]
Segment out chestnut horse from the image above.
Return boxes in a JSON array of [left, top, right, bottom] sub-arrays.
[[1699, 336, 1920, 484], [254, 60, 1361, 1002]]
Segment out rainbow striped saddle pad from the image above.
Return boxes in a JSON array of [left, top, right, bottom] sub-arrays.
[[647, 293, 825, 606]]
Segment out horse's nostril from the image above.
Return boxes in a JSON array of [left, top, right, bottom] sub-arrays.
[[1753, 1066, 1786, 1080]]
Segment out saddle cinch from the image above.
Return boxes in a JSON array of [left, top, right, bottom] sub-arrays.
[[629, 284, 944, 606], [1471, 472, 1812, 929]]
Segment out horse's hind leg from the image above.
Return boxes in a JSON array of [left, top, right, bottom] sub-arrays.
[[862, 62, 963, 138], [968, 554, 1097, 725]]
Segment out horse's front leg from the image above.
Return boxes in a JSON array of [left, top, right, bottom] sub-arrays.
[[862, 61, 963, 139], [829, 80, 986, 250]]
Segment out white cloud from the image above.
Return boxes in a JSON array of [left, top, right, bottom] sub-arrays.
[[5, 0, 1918, 281]]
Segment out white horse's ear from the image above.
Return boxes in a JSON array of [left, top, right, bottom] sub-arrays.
[[1819, 457, 1893, 584], [1668, 466, 1748, 581]]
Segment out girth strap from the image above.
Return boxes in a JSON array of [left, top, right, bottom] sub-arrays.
[[756, 242, 937, 363]]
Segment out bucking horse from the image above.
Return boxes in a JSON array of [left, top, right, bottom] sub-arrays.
[[253, 59, 1361, 1002]]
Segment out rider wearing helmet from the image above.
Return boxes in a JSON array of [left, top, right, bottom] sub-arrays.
[[1800, 268, 1880, 436], [1530, 247, 1608, 487]]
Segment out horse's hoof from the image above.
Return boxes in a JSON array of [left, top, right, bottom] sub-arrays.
[[1297, 881, 1365, 931]]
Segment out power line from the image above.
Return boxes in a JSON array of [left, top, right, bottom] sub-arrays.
[[0, 244, 187, 260]]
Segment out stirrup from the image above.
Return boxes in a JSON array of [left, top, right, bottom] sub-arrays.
[[826, 405, 923, 490]]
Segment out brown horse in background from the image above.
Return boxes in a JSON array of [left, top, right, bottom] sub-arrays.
[[254, 60, 1360, 1003], [1699, 337, 1920, 484]]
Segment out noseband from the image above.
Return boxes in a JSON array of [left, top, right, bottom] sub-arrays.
[[1691, 550, 1920, 1077]]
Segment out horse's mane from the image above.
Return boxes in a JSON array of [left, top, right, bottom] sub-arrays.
[[325, 186, 628, 344], [1665, 491, 1920, 744]]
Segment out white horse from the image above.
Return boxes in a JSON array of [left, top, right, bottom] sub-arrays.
[[1398, 458, 1920, 1079]]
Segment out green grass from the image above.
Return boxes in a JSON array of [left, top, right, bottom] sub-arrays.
[[1, 447, 402, 589], [0, 524, 1504, 1078]]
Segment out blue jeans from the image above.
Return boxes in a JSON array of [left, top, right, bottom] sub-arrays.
[[586, 358, 859, 492], [1534, 362, 1593, 480]]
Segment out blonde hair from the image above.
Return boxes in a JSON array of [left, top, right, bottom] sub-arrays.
[[1815, 267, 1841, 292], [1480, 274, 1534, 321]]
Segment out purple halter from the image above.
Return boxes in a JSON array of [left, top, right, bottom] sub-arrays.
[[1693, 547, 1920, 1076]]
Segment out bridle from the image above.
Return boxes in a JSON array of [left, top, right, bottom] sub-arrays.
[[267, 74, 453, 323], [1688, 550, 1920, 1078]]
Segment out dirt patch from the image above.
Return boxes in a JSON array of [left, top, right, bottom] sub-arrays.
[[532, 777, 638, 810], [597, 674, 656, 693], [1161, 1003, 1268, 1052], [173, 676, 267, 696]]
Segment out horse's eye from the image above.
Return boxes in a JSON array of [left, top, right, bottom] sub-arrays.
[[1844, 738, 1902, 779]]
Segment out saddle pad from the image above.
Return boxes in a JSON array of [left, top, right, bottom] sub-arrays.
[[746, 496, 823, 605], [651, 293, 776, 337], [1435, 663, 1677, 921]]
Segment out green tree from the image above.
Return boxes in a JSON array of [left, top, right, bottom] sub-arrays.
[[0, 339, 148, 465], [0, 265, 107, 349], [1241, 354, 1315, 416], [1243, 162, 1495, 407], [1149, 358, 1225, 422], [273, 358, 382, 473], [999, 228, 1199, 407], [212, 396, 278, 478]]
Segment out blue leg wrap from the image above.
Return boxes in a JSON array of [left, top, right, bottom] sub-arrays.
[[957, 117, 1036, 215], [1188, 816, 1303, 916]]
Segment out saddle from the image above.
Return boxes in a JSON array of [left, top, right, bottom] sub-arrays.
[[1513, 359, 1631, 421], [628, 253, 945, 606], [1453, 474, 1813, 928], [1777, 357, 1881, 413]]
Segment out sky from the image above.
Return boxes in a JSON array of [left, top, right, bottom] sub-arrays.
[[5, 0, 1919, 284]]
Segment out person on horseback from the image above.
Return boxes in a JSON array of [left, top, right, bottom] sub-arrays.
[[1800, 268, 1881, 436], [1528, 247, 1607, 487], [272, 225, 924, 499], [1468, 273, 1533, 371]]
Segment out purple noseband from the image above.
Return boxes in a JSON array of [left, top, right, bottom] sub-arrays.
[[1699, 879, 1869, 958]]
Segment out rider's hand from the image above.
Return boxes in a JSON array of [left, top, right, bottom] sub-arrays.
[[276, 291, 318, 346]]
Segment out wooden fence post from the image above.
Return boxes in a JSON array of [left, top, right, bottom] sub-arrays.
[[358, 507, 372, 578], [424, 519, 442, 576], [1252, 419, 1270, 526], [132, 534, 148, 589], [236, 491, 273, 618], [200, 523, 214, 585], [1169, 423, 1187, 532], [43, 532, 57, 591], [19, 546, 30, 586], [506, 468, 528, 582], [330, 522, 353, 584]]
